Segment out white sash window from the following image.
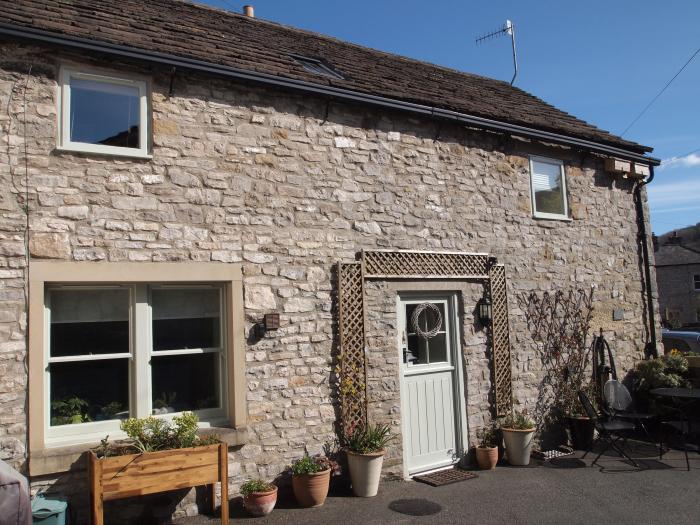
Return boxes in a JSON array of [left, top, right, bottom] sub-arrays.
[[529, 156, 569, 220]]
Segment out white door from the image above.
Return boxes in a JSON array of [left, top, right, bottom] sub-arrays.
[[398, 294, 465, 475]]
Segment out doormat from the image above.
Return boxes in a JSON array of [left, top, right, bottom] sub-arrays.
[[413, 468, 477, 487], [532, 445, 574, 461]]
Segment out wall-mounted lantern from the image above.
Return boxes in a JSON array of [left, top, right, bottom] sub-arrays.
[[255, 313, 280, 338], [478, 294, 492, 325]]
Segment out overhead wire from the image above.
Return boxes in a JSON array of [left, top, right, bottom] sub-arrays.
[[620, 46, 700, 136]]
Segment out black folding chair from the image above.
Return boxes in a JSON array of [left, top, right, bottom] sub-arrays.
[[603, 380, 656, 441], [579, 390, 639, 468]]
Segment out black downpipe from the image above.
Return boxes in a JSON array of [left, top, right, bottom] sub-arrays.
[[634, 166, 658, 358]]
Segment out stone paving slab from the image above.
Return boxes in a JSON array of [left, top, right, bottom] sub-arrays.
[[175, 445, 699, 525]]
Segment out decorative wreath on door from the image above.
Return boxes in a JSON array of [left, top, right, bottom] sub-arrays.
[[410, 302, 442, 339]]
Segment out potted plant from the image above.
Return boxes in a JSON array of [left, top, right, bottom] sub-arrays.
[[475, 424, 498, 470], [500, 409, 536, 466], [290, 454, 339, 508], [241, 479, 277, 517], [88, 412, 227, 525], [562, 383, 596, 450], [344, 422, 393, 497]]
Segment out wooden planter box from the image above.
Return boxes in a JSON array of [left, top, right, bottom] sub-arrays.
[[87, 442, 228, 525]]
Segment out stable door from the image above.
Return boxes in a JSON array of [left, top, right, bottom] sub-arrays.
[[398, 294, 465, 475]]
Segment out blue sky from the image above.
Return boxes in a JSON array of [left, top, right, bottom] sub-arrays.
[[204, 0, 700, 235]]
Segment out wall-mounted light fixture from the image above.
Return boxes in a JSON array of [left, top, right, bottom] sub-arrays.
[[255, 313, 280, 338], [478, 293, 492, 325]]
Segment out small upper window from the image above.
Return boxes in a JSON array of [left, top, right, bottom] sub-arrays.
[[529, 156, 569, 220], [58, 68, 149, 157], [291, 55, 344, 80], [694, 274, 700, 291]]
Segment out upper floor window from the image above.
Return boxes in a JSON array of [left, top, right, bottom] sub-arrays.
[[694, 274, 700, 291], [58, 67, 150, 158], [529, 156, 569, 220]]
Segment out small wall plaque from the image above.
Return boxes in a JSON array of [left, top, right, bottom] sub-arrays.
[[613, 309, 624, 321]]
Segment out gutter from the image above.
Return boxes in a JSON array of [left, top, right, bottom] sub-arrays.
[[0, 23, 661, 166], [635, 166, 659, 358]]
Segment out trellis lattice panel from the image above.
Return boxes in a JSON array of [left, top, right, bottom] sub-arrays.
[[337, 262, 367, 435], [489, 264, 514, 416], [363, 250, 489, 279]]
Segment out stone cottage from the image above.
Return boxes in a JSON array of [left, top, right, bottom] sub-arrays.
[[654, 233, 700, 328], [0, 0, 662, 521]]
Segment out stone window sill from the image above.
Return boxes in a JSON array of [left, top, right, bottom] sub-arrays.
[[29, 426, 248, 477]]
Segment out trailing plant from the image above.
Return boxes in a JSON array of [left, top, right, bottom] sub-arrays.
[[500, 409, 535, 431], [240, 479, 275, 496], [344, 422, 393, 454], [290, 454, 340, 476], [632, 354, 689, 392], [476, 424, 498, 448]]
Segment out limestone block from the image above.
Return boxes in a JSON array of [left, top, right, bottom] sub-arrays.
[[28, 233, 70, 259]]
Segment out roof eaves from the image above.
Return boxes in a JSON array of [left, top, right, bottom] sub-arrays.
[[0, 21, 660, 166]]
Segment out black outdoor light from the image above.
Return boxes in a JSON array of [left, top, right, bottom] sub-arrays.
[[478, 293, 492, 325]]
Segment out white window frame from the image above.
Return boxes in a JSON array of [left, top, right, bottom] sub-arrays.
[[57, 67, 151, 158], [529, 155, 570, 220], [43, 282, 228, 446]]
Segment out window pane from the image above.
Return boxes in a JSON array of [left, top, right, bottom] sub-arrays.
[[152, 288, 221, 351], [50, 359, 129, 426], [50, 289, 130, 357], [151, 353, 219, 413], [532, 160, 565, 215], [69, 77, 140, 148], [428, 333, 448, 363], [406, 334, 428, 365]]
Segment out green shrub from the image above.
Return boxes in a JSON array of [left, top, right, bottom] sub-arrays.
[[344, 423, 393, 454], [240, 479, 275, 495]]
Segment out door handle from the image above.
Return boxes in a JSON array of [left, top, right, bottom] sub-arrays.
[[403, 347, 418, 364]]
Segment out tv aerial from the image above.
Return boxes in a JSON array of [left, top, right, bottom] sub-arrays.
[[475, 20, 518, 86]]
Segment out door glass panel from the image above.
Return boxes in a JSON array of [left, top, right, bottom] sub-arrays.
[[428, 332, 448, 363], [406, 333, 428, 365]]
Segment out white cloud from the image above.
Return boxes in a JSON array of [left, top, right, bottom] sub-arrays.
[[647, 179, 700, 208], [659, 152, 700, 170]]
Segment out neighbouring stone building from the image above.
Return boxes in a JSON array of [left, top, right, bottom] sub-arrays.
[[0, 1, 662, 522], [654, 233, 700, 328]]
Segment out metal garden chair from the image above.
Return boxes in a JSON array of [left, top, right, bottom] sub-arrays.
[[602, 379, 656, 441], [579, 390, 639, 468]]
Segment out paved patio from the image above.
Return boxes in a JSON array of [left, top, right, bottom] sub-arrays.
[[175, 442, 699, 525]]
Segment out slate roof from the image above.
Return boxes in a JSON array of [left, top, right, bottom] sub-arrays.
[[655, 243, 700, 267], [0, 0, 652, 155]]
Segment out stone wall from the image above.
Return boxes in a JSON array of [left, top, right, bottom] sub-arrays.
[[0, 42, 661, 519]]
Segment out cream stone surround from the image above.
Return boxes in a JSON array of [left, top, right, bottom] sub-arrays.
[[28, 262, 247, 475]]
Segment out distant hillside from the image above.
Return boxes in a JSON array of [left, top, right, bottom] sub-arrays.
[[657, 222, 700, 251]]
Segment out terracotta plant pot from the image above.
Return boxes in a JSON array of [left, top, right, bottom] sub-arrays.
[[243, 485, 278, 517], [501, 428, 535, 466], [475, 446, 498, 470], [292, 468, 331, 508], [346, 450, 385, 497], [567, 416, 595, 450]]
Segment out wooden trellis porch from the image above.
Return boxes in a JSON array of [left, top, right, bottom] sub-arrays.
[[337, 250, 514, 435]]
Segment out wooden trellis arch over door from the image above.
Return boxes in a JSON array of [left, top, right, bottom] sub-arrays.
[[337, 250, 513, 435]]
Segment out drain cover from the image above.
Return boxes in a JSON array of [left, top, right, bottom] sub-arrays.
[[388, 498, 442, 516]]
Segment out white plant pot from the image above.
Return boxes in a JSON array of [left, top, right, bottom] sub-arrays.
[[502, 428, 535, 466], [346, 450, 385, 497]]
